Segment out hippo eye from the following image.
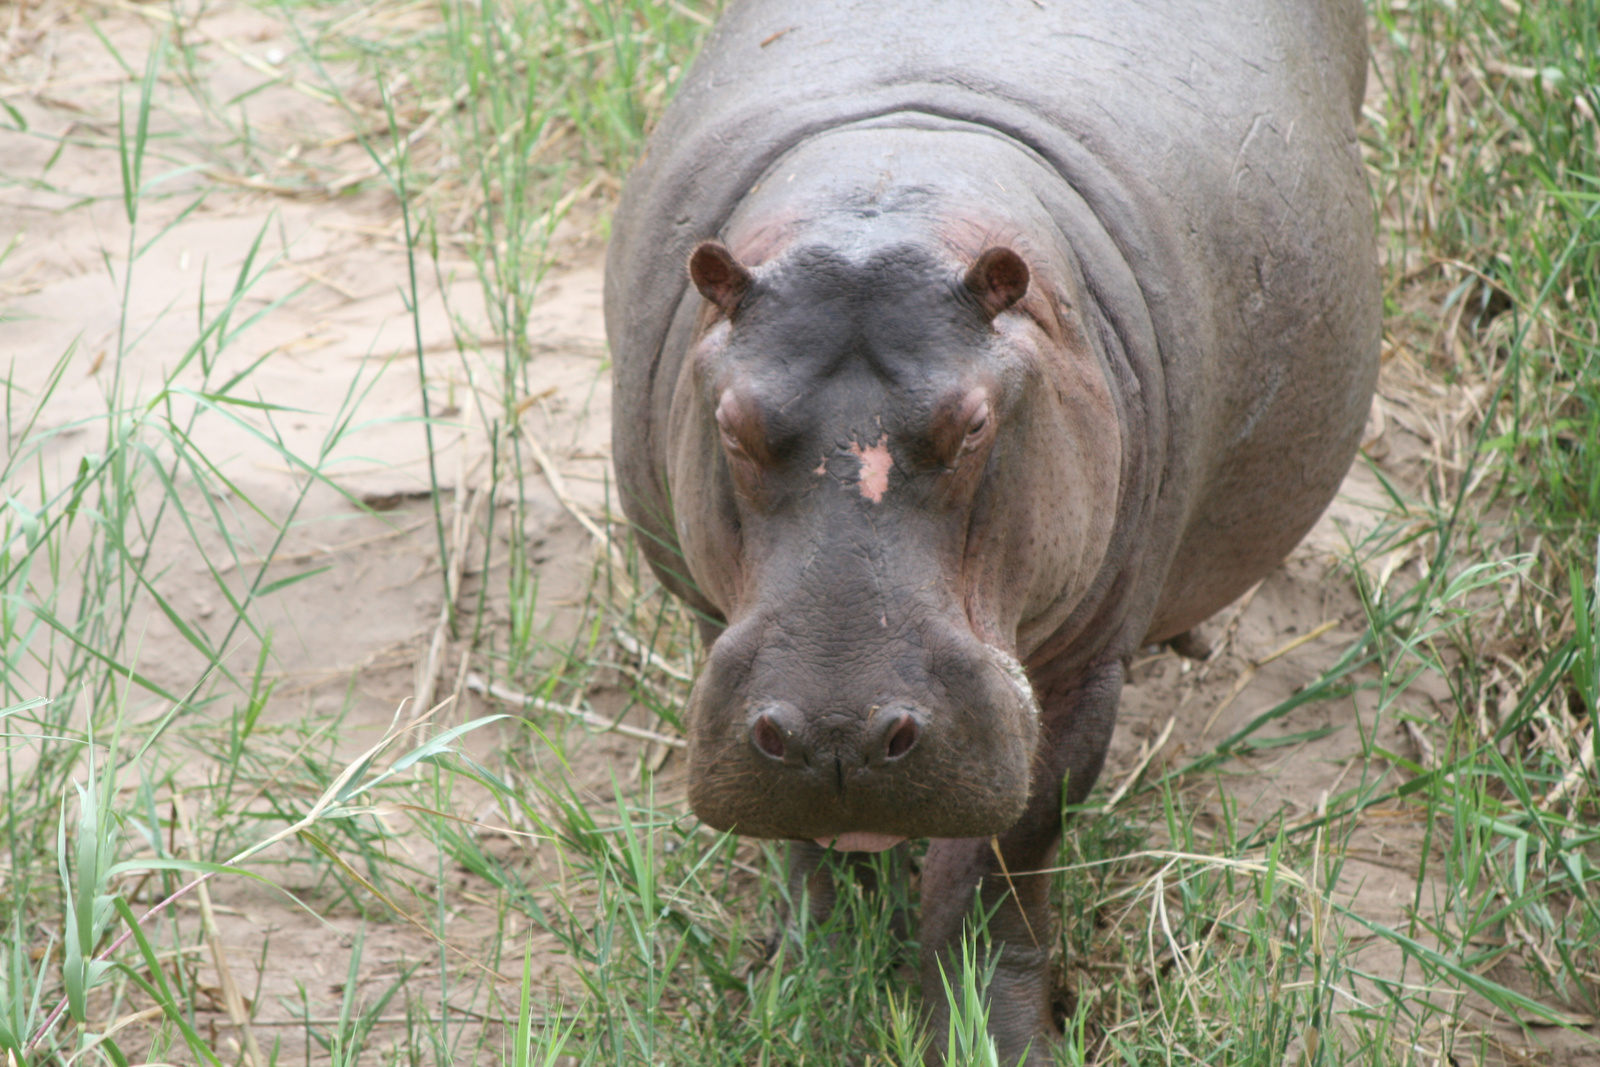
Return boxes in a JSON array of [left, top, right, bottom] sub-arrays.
[[961, 401, 992, 448], [716, 388, 772, 464], [932, 389, 992, 468]]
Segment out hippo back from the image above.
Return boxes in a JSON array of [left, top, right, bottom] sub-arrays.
[[606, 0, 1378, 652]]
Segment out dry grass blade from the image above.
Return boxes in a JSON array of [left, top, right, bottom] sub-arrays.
[[1100, 715, 1175, 812], [1539, 725, 1596, 811], [988, 835, 1041, 949], [1200, 618, 1341, 737], [176, 795, 264, 1067], [25, 703, 449, 1052]]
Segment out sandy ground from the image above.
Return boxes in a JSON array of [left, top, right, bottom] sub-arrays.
[[3, 0, 617, 703], [3, 2, 1594, 1064], [3, 0, 627, 1051]]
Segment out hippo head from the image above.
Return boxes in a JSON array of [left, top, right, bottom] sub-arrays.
[[665, 234, 1122, 846]]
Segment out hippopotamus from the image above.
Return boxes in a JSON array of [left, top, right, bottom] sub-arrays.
[[603, 0, 1378, 1060]]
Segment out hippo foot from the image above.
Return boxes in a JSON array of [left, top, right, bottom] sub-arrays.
[[922, 944, 1054, 1067]]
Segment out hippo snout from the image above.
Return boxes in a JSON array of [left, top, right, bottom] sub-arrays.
[[685, 615, 1039, 842]]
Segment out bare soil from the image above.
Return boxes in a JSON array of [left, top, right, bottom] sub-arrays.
[[3, 2, 1594, 1063]]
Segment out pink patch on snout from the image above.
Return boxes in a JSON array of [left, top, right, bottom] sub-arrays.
[[816, 832, 907, 853], [847, 436, 893, 503]]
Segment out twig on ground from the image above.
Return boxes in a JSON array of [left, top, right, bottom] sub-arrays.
[[415, 405, 486, 717], [1403, 718, 1437, 771], [465, 672, 685, 749], [216, 516, 431, 575], [279, 260, 365, 301], [524, 430, 637, 599], [612, 626, 692, 684]]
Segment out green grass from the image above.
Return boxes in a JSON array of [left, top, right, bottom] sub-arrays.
[[2, 0, 1597, 1064]]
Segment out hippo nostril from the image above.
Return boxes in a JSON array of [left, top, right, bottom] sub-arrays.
[[865, 704, 923, 765], [750, 712, 787, 760], [884, 713, 919, 760]]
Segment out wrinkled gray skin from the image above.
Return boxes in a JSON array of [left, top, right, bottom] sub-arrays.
[[604, 1, 1377, 1062]]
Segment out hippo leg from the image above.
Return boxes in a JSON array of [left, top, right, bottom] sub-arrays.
[[918, 660, 1122, 1066], [776, 841, 912, 953], [1167, 627, 1213, 661]]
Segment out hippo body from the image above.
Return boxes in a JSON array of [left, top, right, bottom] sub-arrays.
[[605, 1, 1377, 1060]]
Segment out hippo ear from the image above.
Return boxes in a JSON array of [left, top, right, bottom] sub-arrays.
[[964, 247, 1030, 320], [689, 241, 754, 315]]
